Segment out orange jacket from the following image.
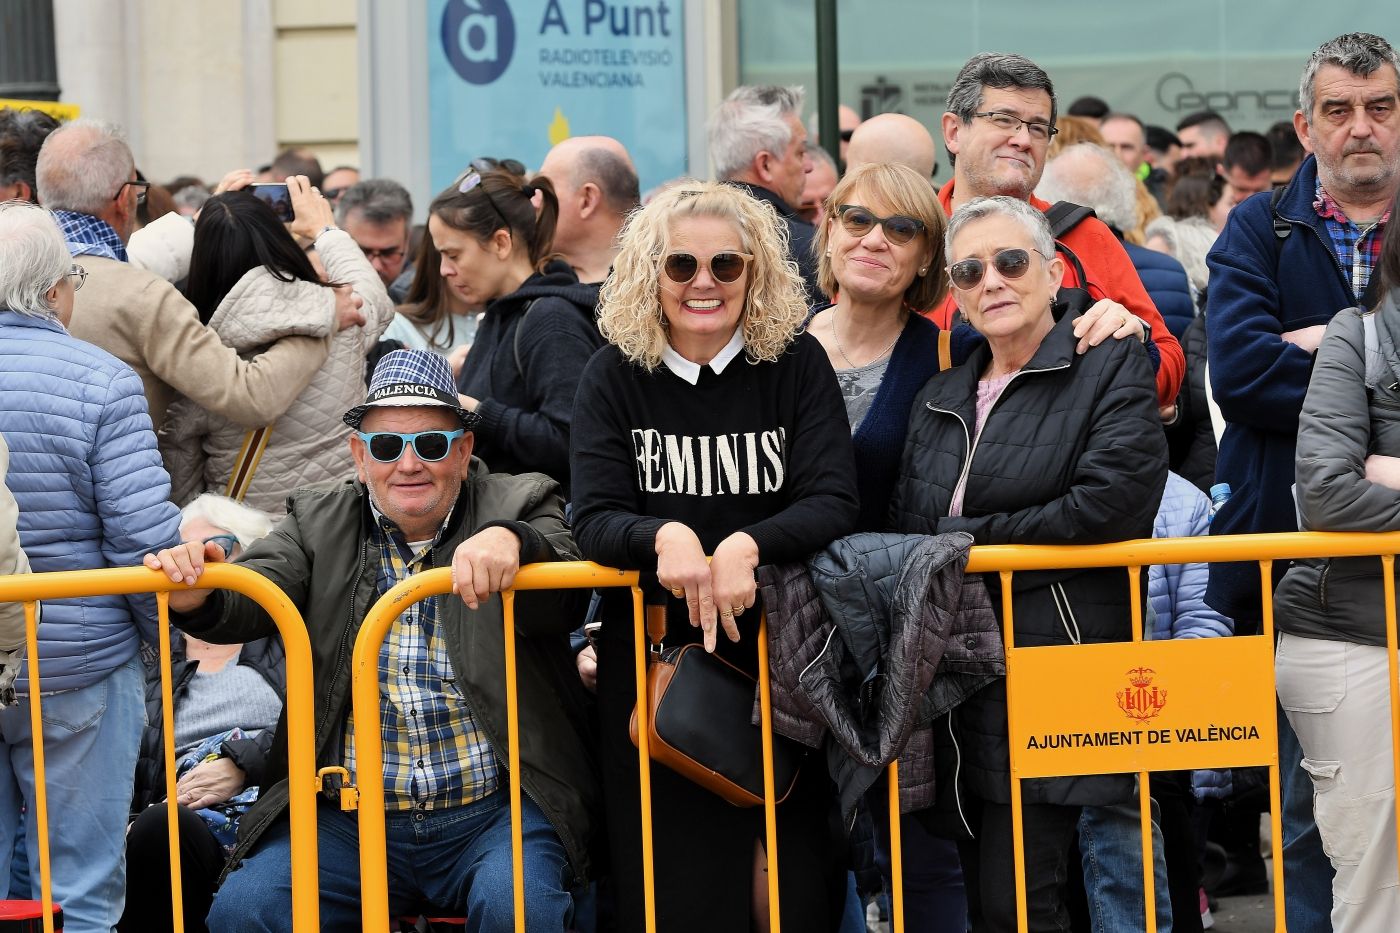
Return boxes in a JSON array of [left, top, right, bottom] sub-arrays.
[[926, 181, 1185, 406]]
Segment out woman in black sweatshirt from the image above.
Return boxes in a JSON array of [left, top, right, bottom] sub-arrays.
[[570, 181, 859, 932]]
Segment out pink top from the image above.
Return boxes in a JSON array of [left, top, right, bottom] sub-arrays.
[[949, 371, 1018, 517]]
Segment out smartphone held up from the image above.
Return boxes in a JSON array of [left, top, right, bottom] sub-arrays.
[[250, 183, 294, 222]]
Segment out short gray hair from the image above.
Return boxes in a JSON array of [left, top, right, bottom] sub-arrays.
[[1300, 33, 1400, 121], [945, 195, 1055, 261], [0, 200, 71, 319], [336, 178, 413, 226], [708, 85, 805, 181], [808, 144, 837, 172], [1038, 143, 1138, 232], [946, 53, 1058, 126], [180, 493, 274, 549], [35, 119, 134, 216], [1144, 215, 1217, 295]]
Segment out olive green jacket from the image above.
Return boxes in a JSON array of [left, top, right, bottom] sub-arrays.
[[177, 464, 599, 881]]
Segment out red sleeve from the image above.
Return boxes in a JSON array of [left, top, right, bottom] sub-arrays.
[[1061, 219, 1185, 406]]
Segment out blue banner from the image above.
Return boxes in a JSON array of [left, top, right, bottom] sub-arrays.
[[428, 0, 689, 195]]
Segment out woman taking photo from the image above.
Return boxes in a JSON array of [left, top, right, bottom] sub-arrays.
[[570, 181, 859, 931], [161, 175, 393, 515], [889, 196, 1167, 932], [1274, 197, 1400, 933], [433, 162, 602, 489]]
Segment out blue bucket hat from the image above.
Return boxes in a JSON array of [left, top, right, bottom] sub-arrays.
[[343, 349, 480, 430]]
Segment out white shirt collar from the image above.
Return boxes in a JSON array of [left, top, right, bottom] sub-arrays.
[[660, 327, 746, 385]]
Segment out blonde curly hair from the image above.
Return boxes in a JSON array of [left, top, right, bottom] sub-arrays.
[[597, 180, 809, 371]]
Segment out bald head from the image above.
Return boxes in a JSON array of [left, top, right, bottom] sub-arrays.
[[537, 135, 640, 283], [845, 114, 937, 179]]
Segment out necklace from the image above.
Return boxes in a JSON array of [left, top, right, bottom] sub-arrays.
[[834, 307, 901, 369]]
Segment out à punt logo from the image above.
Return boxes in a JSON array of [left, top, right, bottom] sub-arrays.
[[1116, 667, 1167, 723]]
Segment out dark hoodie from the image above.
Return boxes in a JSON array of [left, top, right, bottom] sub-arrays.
[[457, 260, 602, 492]]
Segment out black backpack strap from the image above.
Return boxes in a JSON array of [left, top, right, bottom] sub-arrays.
[[1054, 241, 1089, 299], [1270, 182, 1292, 241], [1045, 201, 1096, 239]]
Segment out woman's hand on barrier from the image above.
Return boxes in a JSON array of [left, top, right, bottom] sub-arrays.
[[175, 757, 246, 810], [286, 175, 336, 242], [142, 540, 225, 612], [654, 522, 717, 649], [451, 526, 521, 610], [710, 532, 759, 648]]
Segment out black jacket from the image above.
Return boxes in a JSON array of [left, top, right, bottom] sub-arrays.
[[456, 261, 602, 491], [1166, 311, 1216, 494], [889, 291, 1168, 806], [725, 182, 822, 306], [131, 633, 285, 815]]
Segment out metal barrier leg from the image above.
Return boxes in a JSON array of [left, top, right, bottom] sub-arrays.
[[631, 586, 657, 932], [22, 601, 54, 933], [501, 591, 526, 933], [887, 762, 904, 933], [157, 593, 187, 933], [757, 614, 781, 933], [1383, 556, 1400, 918], [1260, 560, 1287, 933], [1139, 772, 1157, 933], [998, 572, 1030, 933]]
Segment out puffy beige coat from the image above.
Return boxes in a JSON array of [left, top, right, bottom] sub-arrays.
[[160, 230, 393, 516]]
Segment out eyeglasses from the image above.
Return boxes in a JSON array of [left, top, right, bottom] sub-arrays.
[[948, 248, 1046, 290], [835, 204, 926, 245], [115, 180, 151, 206], [356, 429, 465, 463], [972, 111, 1059, 142], [661, 251, 755, 285], [323, 187, 349, 203], [202, 534, 241, 557], [66, 263, 87, 291], [360, 245, 405, 262]]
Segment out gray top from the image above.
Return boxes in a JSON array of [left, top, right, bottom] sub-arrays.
[[835, 354, 891, 433], [174, 649, 284, 760]]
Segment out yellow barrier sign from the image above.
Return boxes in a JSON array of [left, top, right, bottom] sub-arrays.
[[1008, 635, 1278, 778], [0, 98, 80, 121]]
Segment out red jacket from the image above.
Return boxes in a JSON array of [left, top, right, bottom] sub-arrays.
[[927, 181, 1185, 406]]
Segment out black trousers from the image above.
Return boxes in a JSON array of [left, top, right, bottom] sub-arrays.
[[956, 796, 1082, 933], [595, 626, 845, 933], [118, 803, 226, 933]]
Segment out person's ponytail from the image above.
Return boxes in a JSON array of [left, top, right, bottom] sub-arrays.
[[525, 174, 559, 271]]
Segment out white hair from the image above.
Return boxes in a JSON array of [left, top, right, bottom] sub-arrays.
[[1037, 143, 1138, 233], [0, 200, 70, 319], [945, 195, 1055, 261], [35, 119, 134, 216], [708, 85, 805, 181], [1144, 215, 1217, 295], [180, 494, 275, 549]]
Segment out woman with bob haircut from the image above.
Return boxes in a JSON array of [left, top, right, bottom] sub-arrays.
[[570, 180, 860, 931], [889, 195, 1166, 932], [161, 175, 393, 515]]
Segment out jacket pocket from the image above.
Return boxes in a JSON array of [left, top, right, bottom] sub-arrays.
[[1275, 635, 1345, 714], [1299, 758, 1377, 869]]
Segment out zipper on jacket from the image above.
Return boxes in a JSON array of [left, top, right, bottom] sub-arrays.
[[948, 714, 973, 838], [1319, 559, 1332, 612], [1051, 582, 1083, 645]]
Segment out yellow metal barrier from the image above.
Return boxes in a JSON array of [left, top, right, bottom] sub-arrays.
[[971, 531, 1400, 933], [0, 564, 319, 933]]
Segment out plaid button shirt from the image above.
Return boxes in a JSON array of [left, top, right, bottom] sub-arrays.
[[342, 508, 499, 811], [51, 210, 128, 263], [1314, 181, 1390, 301]]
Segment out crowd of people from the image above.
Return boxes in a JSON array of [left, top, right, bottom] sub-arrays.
[[0, 26, 1396, 933]]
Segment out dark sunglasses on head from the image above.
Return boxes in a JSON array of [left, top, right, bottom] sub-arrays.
[[356, 429, 465, 463], [662, 251, 754, 285], [835, 204, 926, 246], [948, 248, 1043, 291], [202, 534, 240, 557]]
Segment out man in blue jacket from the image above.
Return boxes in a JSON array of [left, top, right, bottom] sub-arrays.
[[0, 201, 181, 931], [1206, 32, 1400, 932]]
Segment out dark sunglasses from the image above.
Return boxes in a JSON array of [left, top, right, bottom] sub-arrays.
[[835, 204, 926, 245], [202, 534, 240, 557], [356, 429, 465, 463], [662, 251, 754, 285], [948, 248, 1043, 291]]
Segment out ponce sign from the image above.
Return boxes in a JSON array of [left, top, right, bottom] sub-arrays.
[[1007, 635, 1277, 779]]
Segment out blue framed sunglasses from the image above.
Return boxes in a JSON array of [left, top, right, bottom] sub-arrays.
[[356, 430, 465, 463]]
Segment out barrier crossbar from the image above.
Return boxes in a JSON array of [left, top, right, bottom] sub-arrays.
[[0, 564, 319, 933]]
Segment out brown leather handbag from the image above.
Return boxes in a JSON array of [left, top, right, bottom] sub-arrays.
[[628, 603, 804, 807]]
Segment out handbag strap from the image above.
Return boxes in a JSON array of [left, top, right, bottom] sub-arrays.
[[646, 602, 667, 653], [224, 426, 272, 503]]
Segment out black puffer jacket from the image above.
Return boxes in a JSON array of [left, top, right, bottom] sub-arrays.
[[456, 260, 602, 491], [131, 633, 285, 815], [889, 291, 1168, 806]]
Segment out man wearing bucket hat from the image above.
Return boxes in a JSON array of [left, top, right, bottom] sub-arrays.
[[144, 349, 598, 932]]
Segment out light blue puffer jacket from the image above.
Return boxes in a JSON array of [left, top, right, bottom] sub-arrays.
[[1148, 471, 1234, 640], [0, 310, 181, 693]]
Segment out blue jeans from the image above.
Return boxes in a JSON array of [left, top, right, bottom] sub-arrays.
[[1078, 801, 1172, 933], [0, 657, 145, 933], [209, 791, 572, 933], [1277, 698, 1336, 933]]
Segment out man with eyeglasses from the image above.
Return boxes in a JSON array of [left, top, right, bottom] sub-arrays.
[[145, 348, 597, 933], [33, 120, 349, 434], [928, 52, 1185, 413], [337, 178, 414, 291]]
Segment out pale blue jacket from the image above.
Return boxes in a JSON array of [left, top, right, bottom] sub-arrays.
[[0, 310, 181, 693], [1149, 471, 1234, 640]]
